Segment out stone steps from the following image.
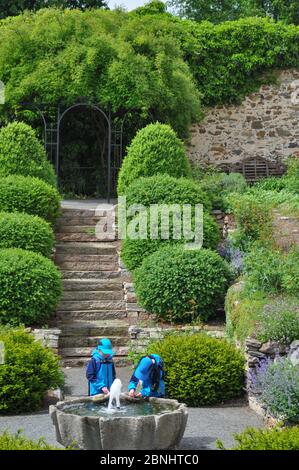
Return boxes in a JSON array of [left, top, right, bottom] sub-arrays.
[[56, 216, 104, 227], [62, 356, 129, 367], [62, 290, 123, 301], [57, 300, 125, 311], [56, 233, 112, 242], [56, 261, 118, 271], [53, 205, 129, 366], [55, 254, 117, 263], [56, 242, 118, 255], [60, 335, 129, 348], [55, 310, 127, 321], [62, 346, 129, 358], [56, 319, 129, 337], [62, 279, 123, 291], [61, 270, 120, 279]]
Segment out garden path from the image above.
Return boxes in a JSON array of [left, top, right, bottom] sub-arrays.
[[0, 367, 264, 450]]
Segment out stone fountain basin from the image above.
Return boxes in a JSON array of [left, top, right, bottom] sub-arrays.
[[49, 394, 188, 450]]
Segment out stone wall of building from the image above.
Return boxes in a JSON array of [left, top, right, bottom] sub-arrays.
[[188, 69, 299, 171]]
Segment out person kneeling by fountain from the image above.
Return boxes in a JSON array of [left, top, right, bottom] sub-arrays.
[[86, 338, 116, 396], [128, 354, 165, 398]]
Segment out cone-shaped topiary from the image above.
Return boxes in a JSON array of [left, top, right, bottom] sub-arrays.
[[117, 123, 191, 195], [0, 122, 57, 187]]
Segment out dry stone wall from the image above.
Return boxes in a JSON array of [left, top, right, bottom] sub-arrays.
[[188, 69, 299, 170]]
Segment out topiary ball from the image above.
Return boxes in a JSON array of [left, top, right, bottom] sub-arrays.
[[134, 245, 232, 322], [124, 174, 211, 212], [0, 175, 61, 223], [121, 210, 221, 271], [0, 327, 64, 413], [117, 123, 191, 195], [0, 248, 62, 326], [0, 212, 54, 257], [146, 333, 245, 406], [0, 122, 57, 187]]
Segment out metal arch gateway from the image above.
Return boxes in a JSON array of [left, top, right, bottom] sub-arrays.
[[20, 101, 133, 203]]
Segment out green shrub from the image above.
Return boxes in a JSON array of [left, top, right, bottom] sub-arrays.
[[256, 296, 299, 344], [124, 174, 211, 212], [0, 122, 57, 187], [220, 172, 247, 194], [192, 172, 225, 211], [284, 156, 299, 194], [146, 333, 245, 406], [0, 212, 54, 257], [225, 283, 299, 344], [281, 247, 299, 295], [0, 175, 61, 223], [244, 244, 299, 296], [0, 327, 64, 413], [121, 210, 221, 271], [225, 282, 266, 342], [217, 426, 299, 450], [254, 177, 287, 192], [0, 431, 64, 450], [0, 248, 62, 326], [134, 245, 232, 322], [117, 123, 191, 195], [244, 244, 285, 294], [227, 194, 273, 250]]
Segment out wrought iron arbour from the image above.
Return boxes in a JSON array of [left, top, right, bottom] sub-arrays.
[[20, 102, 134, 202]]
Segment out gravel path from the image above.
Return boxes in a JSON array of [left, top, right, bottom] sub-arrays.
[[0, 367, 264, 450]]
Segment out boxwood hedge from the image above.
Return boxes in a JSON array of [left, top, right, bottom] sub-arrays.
[[0, 248, 62, 326]]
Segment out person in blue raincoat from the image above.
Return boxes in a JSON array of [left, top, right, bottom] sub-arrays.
[[86, 338, 116, 396], [128, 354, 165, 398]]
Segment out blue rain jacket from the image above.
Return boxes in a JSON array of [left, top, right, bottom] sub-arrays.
[[86, 348, 116, 396], [128, 354, 165, 398]]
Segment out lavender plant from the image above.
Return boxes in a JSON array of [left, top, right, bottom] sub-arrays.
[[218, 239, 244, 277], [250, 357, 299, 423]]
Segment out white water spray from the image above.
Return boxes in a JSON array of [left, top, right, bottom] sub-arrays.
[[108, 378, 122, 411]]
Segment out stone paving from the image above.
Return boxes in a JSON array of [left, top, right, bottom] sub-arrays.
[[0, 367, 264, 450]]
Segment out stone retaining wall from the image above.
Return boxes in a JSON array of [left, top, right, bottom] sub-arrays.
[[29, 328, 61, 356], [188, 69, 299, 170]]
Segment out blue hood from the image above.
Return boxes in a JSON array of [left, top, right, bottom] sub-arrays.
[[92, 348, 113, 361]]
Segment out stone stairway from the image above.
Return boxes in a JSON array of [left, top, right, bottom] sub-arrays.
[[52, 206, 130, 367]]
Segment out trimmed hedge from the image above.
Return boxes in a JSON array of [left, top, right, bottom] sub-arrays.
[[117, 123, 191, 195], [0, 212, 54, 257], [124, 174, 211, 212], [0, 327, 64, 413], [217, 426, 299, 450], [134, 245, 232, 322], [146, 333, 245, 406], [121, 210, 221, 271], [0, 122, 57, 187], [0, 175, 61, 223], [0, 248, 62, 326]]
